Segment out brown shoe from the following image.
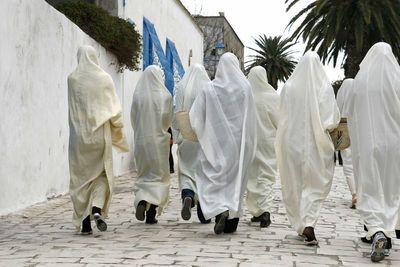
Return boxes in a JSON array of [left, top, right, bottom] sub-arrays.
[[302, 227, 318, 245]]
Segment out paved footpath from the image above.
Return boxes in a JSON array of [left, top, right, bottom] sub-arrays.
[[0, 165, 399, 267]]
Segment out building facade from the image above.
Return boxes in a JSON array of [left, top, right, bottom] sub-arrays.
[[195, 13, 244, 79]]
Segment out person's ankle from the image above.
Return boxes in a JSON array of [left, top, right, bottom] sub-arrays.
[[92, 206, 101, 215]]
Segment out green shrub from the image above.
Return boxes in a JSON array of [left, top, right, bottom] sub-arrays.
[[55, 1, 142, 72]]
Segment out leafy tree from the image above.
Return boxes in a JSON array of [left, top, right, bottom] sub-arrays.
[[247, 35, 297, 89], [285, 0, 400, 78]]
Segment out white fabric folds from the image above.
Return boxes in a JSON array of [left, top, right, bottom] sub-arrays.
[[68, 45, 129, 227], [131, 65, 173, 214], [336, 79, 356, 195], [346, 42, 400, 239], [189, 53, 257, 220], [275, 51, 340, 234], [245, 66, 279, 217], [172, 64, 212, 194]]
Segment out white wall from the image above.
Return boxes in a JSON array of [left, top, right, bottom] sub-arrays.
[[0, 0, 203, 215]]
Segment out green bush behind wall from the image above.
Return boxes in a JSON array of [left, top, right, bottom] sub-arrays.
[[56, 1, 142, 72]]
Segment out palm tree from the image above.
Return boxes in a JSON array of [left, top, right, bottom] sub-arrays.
[[247, 35, 297, 89], [285, 0, 400, 78]]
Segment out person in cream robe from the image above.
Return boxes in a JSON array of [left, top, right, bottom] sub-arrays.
[[245, 66, 279, 228], [346, 42, 400, 262], [190, 53, 256, 234], [68, 45, 129, 235], [336, 79, 357, 208], [172, 64, 211, 223], [131, 65, 173, 224], [275, 51, 340, 245]]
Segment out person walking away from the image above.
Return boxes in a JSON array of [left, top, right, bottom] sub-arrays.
[[246, 66, 279, 228], [68, 45, 129, 235], [131, 65, 173, 224], [275, 51, 340, 245], [172, 64, 212, 224], [190, 53, 257, 234], [346, 42, 400, 262]]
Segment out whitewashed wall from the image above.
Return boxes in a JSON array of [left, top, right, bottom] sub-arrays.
[[0, 0, 203, 215]]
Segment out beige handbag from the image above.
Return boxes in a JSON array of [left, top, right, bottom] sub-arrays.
[[175, 111, 198, 142], [329, 118, 350, 151]]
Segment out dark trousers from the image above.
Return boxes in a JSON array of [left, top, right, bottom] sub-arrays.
[[169, 143, 174, 172]]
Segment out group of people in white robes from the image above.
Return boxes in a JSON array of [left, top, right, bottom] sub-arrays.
[[67, 42, 400, 263]]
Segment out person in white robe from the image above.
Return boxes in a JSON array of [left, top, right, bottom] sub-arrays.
[[336, 79, 357, 208], [131, 65, 173, 224], [68, 45, 129, 235], [346, 42, 400, 262], [275, 51, 340, 245], [190, 52, 257, 234], [172, 64, 212, 223], [245, 66, 279, 228]]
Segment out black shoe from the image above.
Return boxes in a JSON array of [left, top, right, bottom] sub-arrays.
[[197, 203, 211, 224], [93, 213, 107, 232], [145, 204, 158, 224], [302, 227, 318, 245], [81, 215, 92, 235], [386, 237, 392, 249], [396, 230, 400, 239], [371, 232, 387, 262], [136, 200, 147, 221], [259, 212, 271, 228], [214, 210, 229, 234], [81, 229, 93, 235], [251, 216, 261, 222], [224, 218, 239, 233], [181, 197, 192, 221]]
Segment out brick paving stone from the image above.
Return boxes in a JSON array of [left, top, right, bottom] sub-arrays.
[[0, 164, 399, 266]]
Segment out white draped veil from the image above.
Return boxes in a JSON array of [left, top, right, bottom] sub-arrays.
[[68, 45, 129, 227], [275, 51, 340, 234], [131, 65, 173, 214], [346, 42, 400, 239], [246, 66, 280, 217], [172, 64, 212, 194], [336, 79, 356, 196], [189, 53, 257, 220], [336, 79, 354, 118]]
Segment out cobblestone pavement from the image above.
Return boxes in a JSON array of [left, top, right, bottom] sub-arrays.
[[0, 164, 399, 267]]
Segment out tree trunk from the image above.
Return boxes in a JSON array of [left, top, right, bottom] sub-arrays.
[[344, 41, 370, 78]]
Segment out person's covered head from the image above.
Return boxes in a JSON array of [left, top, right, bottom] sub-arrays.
[[77, 45, 99, 66], [248, 66, 275, 94], [177, 64, 209, 90], [359, 42, 400, 73], [215, 52, 242, 80], [135, 65, 168, 94], [285, 51, 330, 93]]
